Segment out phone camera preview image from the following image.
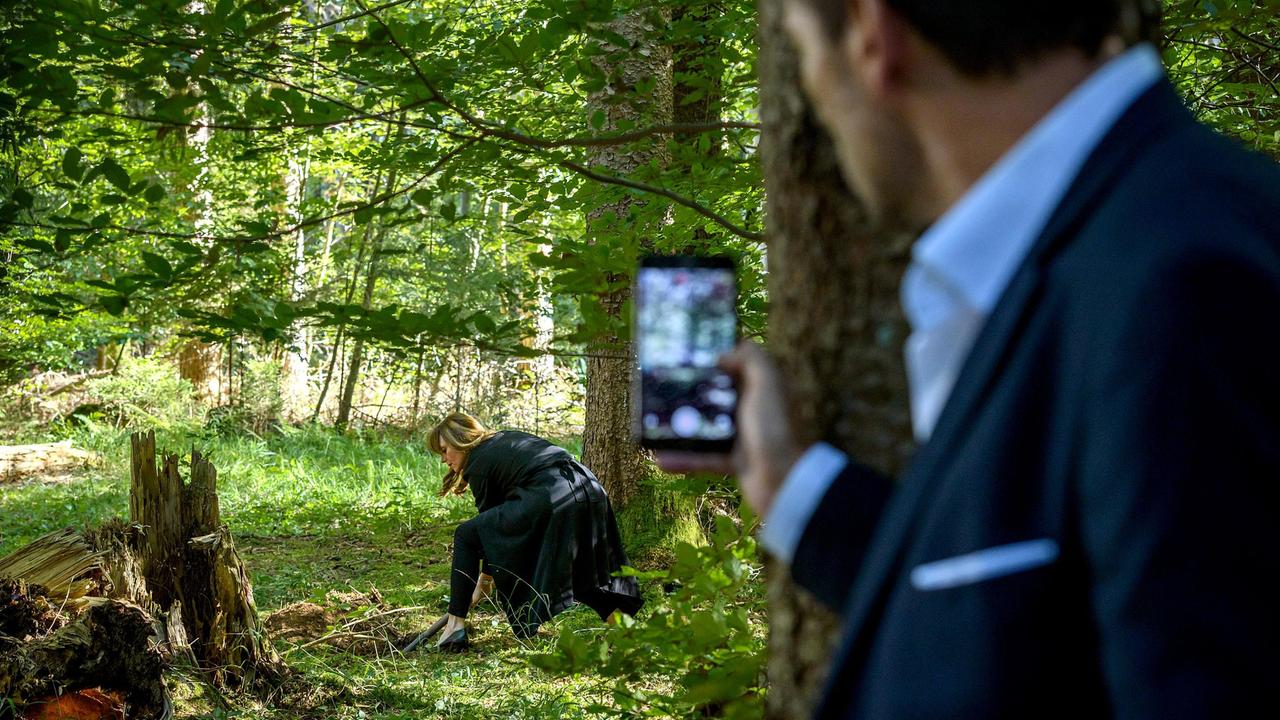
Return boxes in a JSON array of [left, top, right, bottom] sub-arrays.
[[635, 260, 737, 450]]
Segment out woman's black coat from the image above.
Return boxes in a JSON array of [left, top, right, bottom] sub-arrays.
[[463, 430, 643, 636]]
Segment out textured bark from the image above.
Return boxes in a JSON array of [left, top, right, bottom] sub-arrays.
[[672, 0, 725, 248], [581, 11, 673, 508], [128, 431, 281, 688], [757, 0, 916, 715], [672, 2, 724, 149]]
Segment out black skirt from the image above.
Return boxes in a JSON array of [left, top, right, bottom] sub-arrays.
[[463, 432, 643, 637]]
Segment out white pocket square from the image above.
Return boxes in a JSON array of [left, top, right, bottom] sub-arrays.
[[910, 538, 1060, 591]]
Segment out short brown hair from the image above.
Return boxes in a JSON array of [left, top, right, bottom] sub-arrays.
[[799, 0, 1161, 76]]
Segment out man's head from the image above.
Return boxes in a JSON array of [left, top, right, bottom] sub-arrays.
[[784, 0, 1154, 228]]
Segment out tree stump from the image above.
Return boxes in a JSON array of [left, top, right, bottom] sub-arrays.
[[0, 435, 281, 717], [128, 430, 280, 688]]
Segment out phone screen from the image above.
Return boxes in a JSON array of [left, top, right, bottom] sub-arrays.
[[634, 256, 737, 451]]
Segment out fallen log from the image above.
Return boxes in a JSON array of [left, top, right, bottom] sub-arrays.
[[0, 441, 97, 484], [0, 598, 168, 719]]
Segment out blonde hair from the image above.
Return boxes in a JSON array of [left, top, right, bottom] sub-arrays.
[[427, 411, 496, 496]]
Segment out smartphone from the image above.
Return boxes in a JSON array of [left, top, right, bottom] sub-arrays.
[[633, 255, 738, 451]]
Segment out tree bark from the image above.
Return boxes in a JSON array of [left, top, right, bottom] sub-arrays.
[[581, 10, 673, 508], [757, 0, 916, 715]]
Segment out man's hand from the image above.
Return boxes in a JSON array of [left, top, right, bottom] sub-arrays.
[[655, 341, 804, 517], [470, 572, 493, 609]]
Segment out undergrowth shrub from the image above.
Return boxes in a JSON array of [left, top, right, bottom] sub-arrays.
[[84, 357, 199, 430], [204, 358, 283, 434], [531, 511, 766, 719]]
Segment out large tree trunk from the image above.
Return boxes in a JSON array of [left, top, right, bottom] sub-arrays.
[[757, 0, 916, 715], [581, 12, 673, 508]]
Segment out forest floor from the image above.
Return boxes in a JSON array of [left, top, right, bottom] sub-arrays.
[[0, 421, 731, 719]]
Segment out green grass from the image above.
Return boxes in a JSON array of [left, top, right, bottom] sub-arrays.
[[0, 421, 722, 719]]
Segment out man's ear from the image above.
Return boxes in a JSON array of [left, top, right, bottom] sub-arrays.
[[842, 0, 909, 99]]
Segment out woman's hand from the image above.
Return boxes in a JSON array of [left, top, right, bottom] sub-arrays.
[[470, 572, 494, 608]]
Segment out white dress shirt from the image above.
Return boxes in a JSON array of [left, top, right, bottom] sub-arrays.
[[760, 44, 1166, 564]]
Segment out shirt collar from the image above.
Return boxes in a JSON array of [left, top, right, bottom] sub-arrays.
[[903, 44, 1165, 330]]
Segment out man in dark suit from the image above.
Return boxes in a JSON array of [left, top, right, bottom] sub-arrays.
[[661, 0, 1280, 716]]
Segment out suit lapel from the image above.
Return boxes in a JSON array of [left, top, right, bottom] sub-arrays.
[[816, 82, 1192, 715]]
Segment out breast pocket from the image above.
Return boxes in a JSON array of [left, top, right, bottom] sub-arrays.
[[909, 538, 1060, 592]]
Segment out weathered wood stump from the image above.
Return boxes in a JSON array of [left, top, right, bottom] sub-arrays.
[[127, 430, 280, 687], [0, 432, 282, 718]]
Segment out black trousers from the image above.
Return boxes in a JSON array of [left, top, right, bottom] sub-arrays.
[[448, 518, 484, 618]]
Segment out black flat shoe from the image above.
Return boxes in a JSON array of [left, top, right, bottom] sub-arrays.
[[436, 627, 470, 653]]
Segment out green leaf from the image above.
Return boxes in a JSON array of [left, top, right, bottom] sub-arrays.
[[100, 294, 129, 316], [19, 238, 55, 253], [53, 230, 74, 253], [471, 313, 497, 334], [144, 184, 166, 203], [246, 10, 289, 38], [590, 109, 606, 130], [98, 157, 131, 192], [12, 188, 33, 208], [62, 147, 84, 181], [141, 251, 173, 279]]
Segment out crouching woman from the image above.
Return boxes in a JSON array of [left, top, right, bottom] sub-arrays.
[[426, 412, 643, 650]]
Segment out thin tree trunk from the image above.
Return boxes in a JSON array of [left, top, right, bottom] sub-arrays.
[[335, 122, 402, 432], [334, 241, 385, 431], [758, 0, 916, 715], [311, 328, 342, 423], [412, 347, 425, 425], [452, 346, 463, 411]]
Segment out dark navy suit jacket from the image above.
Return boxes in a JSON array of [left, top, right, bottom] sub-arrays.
[[795, 81, 1280, 718]]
